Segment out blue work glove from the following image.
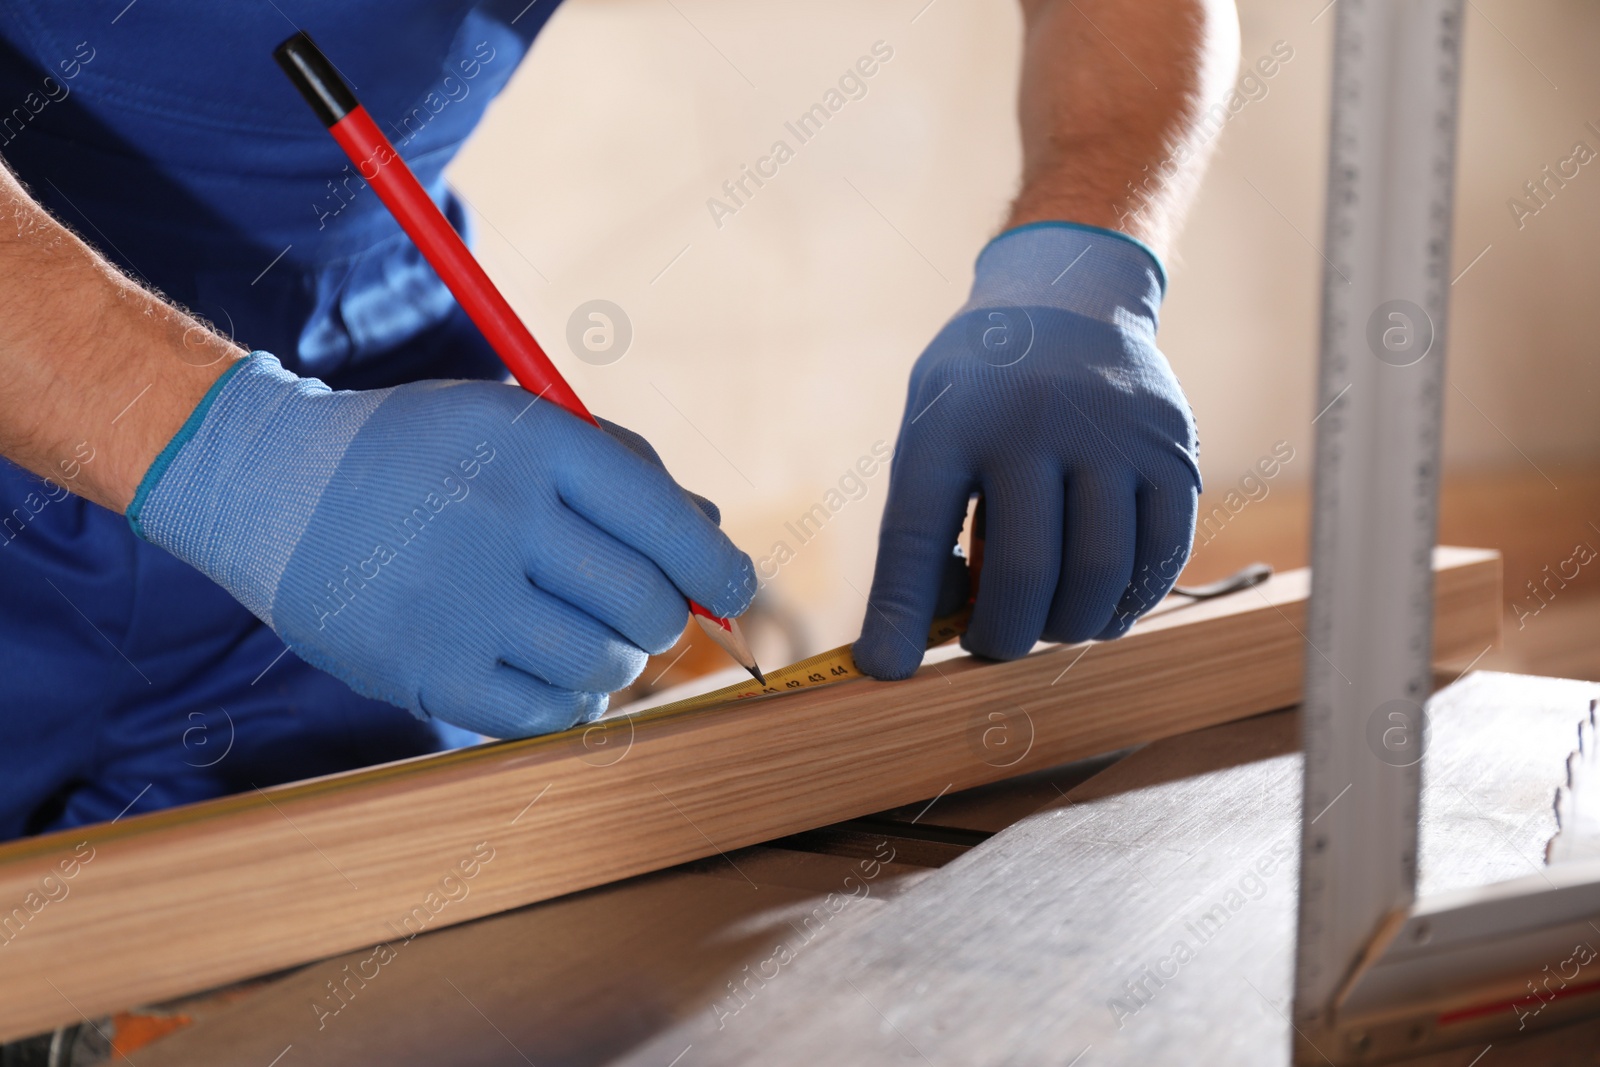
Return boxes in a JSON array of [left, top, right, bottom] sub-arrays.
[[129, 353, 755, 737], [855, 222, 1201, 680]]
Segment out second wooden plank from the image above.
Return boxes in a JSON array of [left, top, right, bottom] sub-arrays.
[[0, 548, 1500, 1041]]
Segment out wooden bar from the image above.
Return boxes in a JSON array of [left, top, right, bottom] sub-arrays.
[[0, 548, 1500, 1041]]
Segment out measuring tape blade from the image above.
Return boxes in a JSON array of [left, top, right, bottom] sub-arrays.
[[1293, 0, 1465, 1039], [642, 609, 971, 717], [639, 563, 1271, 719]]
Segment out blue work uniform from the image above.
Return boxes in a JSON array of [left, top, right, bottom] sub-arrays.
[[0, 1, 565, 838]]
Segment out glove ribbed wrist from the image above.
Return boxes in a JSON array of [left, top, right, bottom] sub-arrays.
[[128, 352, 387, 626], [967, 222, 1165, 335]]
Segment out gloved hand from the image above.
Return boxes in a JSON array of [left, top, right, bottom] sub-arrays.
[[855, 222, 1200, 680], [129, 353, 755, 736]]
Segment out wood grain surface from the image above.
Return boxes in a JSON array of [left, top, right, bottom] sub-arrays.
[[137, 670, 1591, 1067], [0, 549, 1499, 1042], [133, 750, 1125, 1064], [137, 846, 937, 1067], [616, 672, 1595, 1067]]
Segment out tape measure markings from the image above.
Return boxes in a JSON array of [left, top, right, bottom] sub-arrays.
[[640, 563, 1271, 719]]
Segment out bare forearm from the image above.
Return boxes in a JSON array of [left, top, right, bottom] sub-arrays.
[[1008, 0, 1240, 259], [0, 165, 241, 512]]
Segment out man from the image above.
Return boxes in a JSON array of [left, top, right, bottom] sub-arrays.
[[0, 0, 1235, 838]]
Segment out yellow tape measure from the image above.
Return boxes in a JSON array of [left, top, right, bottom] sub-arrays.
[[645, 607, 972, 717], [642, 562, 1271, 718]]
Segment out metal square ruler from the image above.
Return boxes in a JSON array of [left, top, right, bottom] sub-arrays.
[[1293, 1, 1600, 1060]]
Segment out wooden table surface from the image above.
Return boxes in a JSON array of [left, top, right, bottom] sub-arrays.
[[132, 671, 1600, 1066]]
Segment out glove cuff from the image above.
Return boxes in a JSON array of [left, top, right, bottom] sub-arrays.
[[128, 351, 386, 626], [127, 355, 251, 540], [968, 221, 1165, 334]]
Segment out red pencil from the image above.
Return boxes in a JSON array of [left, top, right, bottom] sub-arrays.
[[274, 31, 764, 686]]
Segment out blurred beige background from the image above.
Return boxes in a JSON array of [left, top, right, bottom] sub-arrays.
[[449, 0, 1600, 661]]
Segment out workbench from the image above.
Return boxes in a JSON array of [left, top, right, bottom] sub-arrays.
[[104, 670, 1597, 1066]]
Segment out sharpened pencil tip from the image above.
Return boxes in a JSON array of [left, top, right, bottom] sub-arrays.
[[693, 612, 763, 682]]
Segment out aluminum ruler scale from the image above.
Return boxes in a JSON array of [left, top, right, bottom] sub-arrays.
[[1293, 3, 1600, 1061], [1293, 0, 1464, 1028]]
